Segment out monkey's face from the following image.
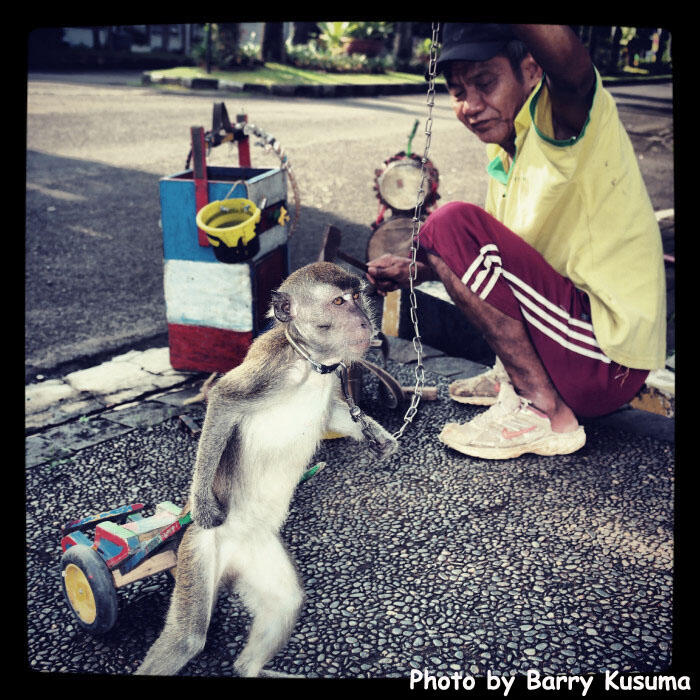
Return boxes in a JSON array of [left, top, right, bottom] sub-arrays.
[[297, 282, 373, 362], [272, 263, 375, 363]]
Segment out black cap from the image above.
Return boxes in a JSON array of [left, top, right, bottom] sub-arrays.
[[436, 23, 516, 72]]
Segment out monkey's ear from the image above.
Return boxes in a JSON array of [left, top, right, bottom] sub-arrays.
[[271, 290, 294, 323]]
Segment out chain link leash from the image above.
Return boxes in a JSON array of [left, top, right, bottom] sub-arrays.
[[393, 22, 440, 440], [215, 121, 302, 237], [241, 121, 302, 238], [336, 362, 388, 455]]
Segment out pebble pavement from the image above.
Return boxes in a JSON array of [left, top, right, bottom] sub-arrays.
[[24, 337, 678, 682]]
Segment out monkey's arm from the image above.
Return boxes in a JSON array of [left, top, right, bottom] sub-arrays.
[[189, 390, 240, 529], [327, 395, 398, 459]]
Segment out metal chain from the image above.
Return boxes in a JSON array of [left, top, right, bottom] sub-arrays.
[[231, 121, 302, 237], [336, 363, 387, 455], [393, 22, 440, 440]]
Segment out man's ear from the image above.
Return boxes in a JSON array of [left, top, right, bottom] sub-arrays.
[[521, 53, 543, 90], [271, 290, 294, 323]]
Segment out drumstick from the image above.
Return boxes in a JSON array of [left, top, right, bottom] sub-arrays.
[[319, 225, 369, 272], [336, 250, 369, 272]]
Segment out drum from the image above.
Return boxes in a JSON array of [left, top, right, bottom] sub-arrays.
[[373, 153, 439, 215], [366, 216, 417, 262]]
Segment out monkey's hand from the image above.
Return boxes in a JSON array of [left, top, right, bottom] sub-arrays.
[[367, 430, 399, 460], [192, 491, 227, 529]]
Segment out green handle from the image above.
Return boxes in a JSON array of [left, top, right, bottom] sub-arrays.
[[406, 119, 419, 157]]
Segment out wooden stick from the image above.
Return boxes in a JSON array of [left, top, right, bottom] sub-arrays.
[[402, 386, 438, 401]]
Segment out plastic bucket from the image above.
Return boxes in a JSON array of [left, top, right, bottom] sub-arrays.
[[196, 198, 262, 263]]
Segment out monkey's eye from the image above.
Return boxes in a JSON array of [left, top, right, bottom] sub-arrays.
[[317, 323, 331, 330], [352, 291, 360, 300], [333, 296, 344, 305]]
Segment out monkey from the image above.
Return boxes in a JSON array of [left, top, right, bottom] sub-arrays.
[[135, 262, 398, 677]]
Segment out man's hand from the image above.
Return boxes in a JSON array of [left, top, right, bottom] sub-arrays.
[[366, 254, 434, 296]]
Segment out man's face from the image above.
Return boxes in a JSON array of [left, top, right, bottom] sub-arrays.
[[446, 55, 541, 153]]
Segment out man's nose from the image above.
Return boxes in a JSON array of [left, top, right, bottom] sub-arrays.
[[459, 91, 483, 117]]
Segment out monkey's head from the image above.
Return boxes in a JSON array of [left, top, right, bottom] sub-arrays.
[[271, 262, 375, 363]]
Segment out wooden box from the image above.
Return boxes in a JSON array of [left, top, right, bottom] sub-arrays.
[[160, 166, 289, 373]]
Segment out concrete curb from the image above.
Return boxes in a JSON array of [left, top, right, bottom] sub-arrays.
[[141, 70, 673, 99], [142, 71, 447, 98], [25, 347, 202, 434]]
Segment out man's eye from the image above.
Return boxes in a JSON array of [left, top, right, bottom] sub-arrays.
[[317, 324, 331, 330]]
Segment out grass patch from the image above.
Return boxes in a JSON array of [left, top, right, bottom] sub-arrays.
[[149, 63, 436, 87]]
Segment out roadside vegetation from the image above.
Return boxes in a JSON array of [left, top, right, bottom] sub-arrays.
[[148, 63, 430, 87], [29, 23, 672, 84]]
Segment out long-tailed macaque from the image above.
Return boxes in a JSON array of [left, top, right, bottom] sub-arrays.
[[136, 262, 397, 677]]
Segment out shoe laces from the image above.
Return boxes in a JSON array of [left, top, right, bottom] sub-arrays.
[[469, 382, 531, 428]]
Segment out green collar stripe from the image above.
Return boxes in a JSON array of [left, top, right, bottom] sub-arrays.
[[529, 73, 597, 147], [486, 155, 511, 185]]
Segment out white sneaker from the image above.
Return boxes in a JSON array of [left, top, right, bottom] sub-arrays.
[[439, 383, 586, 459], [448, 356, 511, 406]]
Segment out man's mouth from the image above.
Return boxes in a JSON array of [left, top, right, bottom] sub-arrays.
[[470, 119, 494, 133]]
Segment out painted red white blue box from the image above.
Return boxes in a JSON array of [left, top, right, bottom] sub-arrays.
[[160, 166, 289, 373]]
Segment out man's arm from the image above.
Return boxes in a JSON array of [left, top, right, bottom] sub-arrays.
[[511, 24, 596, 140]]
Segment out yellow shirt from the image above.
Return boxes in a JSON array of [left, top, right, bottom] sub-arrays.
[[484, 70, 666, 369]]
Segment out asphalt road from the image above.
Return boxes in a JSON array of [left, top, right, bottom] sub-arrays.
[[25, 72, 674, 380]]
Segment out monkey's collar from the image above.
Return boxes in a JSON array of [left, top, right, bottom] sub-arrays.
[[285, 328, 340, 375]]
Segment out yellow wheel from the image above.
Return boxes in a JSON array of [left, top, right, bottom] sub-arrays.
[[61, 545, 118, 634], [64, 563, 97, 623]]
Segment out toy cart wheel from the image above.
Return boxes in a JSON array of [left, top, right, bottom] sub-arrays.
[[61, 545, 118, 634]]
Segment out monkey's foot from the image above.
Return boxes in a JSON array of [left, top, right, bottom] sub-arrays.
[[259, 668, 304, 678]]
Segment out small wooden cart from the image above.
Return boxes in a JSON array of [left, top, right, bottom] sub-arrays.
[[58, 464, 326, 635], [60, 502, 191, 634]]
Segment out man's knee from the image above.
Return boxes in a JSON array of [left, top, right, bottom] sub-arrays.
[[420, 202, 496, 278], [422, 201, 486, 247], [426, 200, 481, 226]]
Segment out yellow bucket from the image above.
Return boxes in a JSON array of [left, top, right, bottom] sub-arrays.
[[196, 198, 262, 263]]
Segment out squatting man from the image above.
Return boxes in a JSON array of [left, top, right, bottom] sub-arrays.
[[367, 23, 666, 460]]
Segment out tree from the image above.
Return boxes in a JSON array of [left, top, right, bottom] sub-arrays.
[[586, 26, 609, 67], [291, 22, 318, 45], [261, 22, 285, 62], [217, 23, 241, 59], [179, 24, 188, 55], [393, 22, 414, 70], [161, 25, 170, 53], [654, 28, 671, 72], [608, 26, 623, 74]]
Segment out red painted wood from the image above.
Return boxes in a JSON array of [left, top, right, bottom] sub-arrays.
[[253, 246, 287, 334], [94, 524, 135, 569], [168, 323, 252, 374], [236, 113, 251, 168], [191, 126, 210, 247]]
